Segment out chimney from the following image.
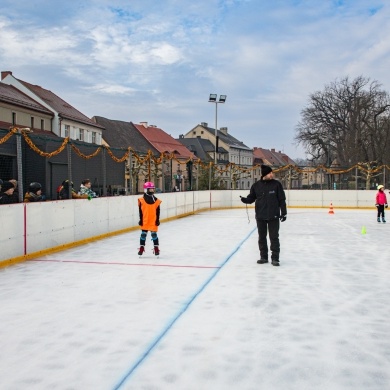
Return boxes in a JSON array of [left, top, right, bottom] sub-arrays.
[[220, 127, 228, 134], [271, 148, 276, 152], [1, 71, 12, 80], [139, 121, 148, 128], [200, 122, 208, 127]]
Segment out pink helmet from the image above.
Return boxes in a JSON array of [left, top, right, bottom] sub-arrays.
[[143, 182, 155, 193]]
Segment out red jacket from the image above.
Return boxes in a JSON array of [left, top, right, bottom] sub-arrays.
[[376, 191, 387, 205]]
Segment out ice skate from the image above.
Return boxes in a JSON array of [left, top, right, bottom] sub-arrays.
[[377, 217, 381, 222], [138, 245, 145, 256], [382, 218, 386, 223], [153, 245, 160, 257]]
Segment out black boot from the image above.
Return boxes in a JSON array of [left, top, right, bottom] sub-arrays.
[[271, 254, 280, 266], [257, 258, 268, 264]]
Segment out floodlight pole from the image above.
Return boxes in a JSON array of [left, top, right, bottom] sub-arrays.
[[214, 103, 218, 166], [208, 94, 227, 167]]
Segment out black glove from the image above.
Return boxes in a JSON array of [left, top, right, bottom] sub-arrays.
[[240, 196, 249, 204], [156, 220, 160, 226], [386, 204, 388, 208], [280, 215, 287, 222], [138, 220, 142, 226]]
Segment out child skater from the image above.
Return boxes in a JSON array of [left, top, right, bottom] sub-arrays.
[[138, 182, 161, 256], [375, 184, 387, 223]]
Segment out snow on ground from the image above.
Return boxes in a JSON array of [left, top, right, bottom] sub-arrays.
[[0, 208, 389, 390]]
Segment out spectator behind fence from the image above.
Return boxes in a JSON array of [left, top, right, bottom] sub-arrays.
[[9, 179, 19, 203], [79, 179, 97, 199], [24, 182, 45, 202], [57, 180, 88, 200], [0, 181, 18, 204]]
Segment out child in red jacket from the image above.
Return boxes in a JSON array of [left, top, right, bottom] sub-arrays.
[[375, 185, 388, 223]]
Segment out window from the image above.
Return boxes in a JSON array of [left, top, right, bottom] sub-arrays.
[[79, 128, 85, 141], [64, 125, 70, 137], [12, 112, 16, 125], [92, 132, 96, 144], [30, 117, 34, 129], [41, 119, 44, 130]]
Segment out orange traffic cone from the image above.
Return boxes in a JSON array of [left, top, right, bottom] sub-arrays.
[[328, 202, 334, 214]]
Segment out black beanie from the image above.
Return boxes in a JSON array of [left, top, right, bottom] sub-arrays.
[[1, 181, 15, 192], [261, 165, 273, 178]]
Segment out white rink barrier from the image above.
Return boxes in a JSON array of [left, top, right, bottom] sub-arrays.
[[0, 189, 378, 264]]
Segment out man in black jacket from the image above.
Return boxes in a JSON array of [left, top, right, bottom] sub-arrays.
[[240, 165, 287, 266]]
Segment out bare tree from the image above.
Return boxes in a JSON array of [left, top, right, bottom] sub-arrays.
[[295, 76, 390, 166]]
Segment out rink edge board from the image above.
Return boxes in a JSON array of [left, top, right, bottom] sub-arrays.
[[0, 206, 374, 269], [238, 205, 374, 210], [0, 210, 199, 269]]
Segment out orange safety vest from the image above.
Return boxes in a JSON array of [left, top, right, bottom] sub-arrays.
[[138, 197, 162, 231]]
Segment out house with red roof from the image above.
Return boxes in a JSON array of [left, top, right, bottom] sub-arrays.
[[133, 122, 195, 191], [253, 147, 295, 167], [1, 71, 104, 144], [253, 147, 299, 188], [133, 122, 194, 158]]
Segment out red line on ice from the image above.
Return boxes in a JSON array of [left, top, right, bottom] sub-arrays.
[[27, 259, 220, 269]]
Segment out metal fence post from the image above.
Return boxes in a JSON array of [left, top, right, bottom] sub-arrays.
[[16, 130, 24, 202], [102, 147, 107, 196], [67, 143, 72, 198]]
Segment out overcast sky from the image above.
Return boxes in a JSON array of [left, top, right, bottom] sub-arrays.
[[1, 0, 389, 159]]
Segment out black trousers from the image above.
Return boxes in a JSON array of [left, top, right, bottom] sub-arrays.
[[377, 205, 385, 218], [256, 218, 280, 260]]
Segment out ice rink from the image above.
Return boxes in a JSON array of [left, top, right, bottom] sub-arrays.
[[1, 208, 390, 390]]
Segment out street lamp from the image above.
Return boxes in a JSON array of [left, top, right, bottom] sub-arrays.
[[208, 94, 227, 165]]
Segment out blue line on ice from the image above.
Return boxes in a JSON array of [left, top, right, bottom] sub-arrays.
[[113, 226, 257, 389]]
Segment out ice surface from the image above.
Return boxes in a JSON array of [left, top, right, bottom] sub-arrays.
[[1, 209, 389, 390]]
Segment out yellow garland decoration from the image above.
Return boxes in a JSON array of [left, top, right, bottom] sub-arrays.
[[0, 127, 18, 144], [23, 132, 69, 158], [3, 127, 390, 176], [71, 144, 102, 159], [133, 152, 150, 165], [105, 146, 131, 163]]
